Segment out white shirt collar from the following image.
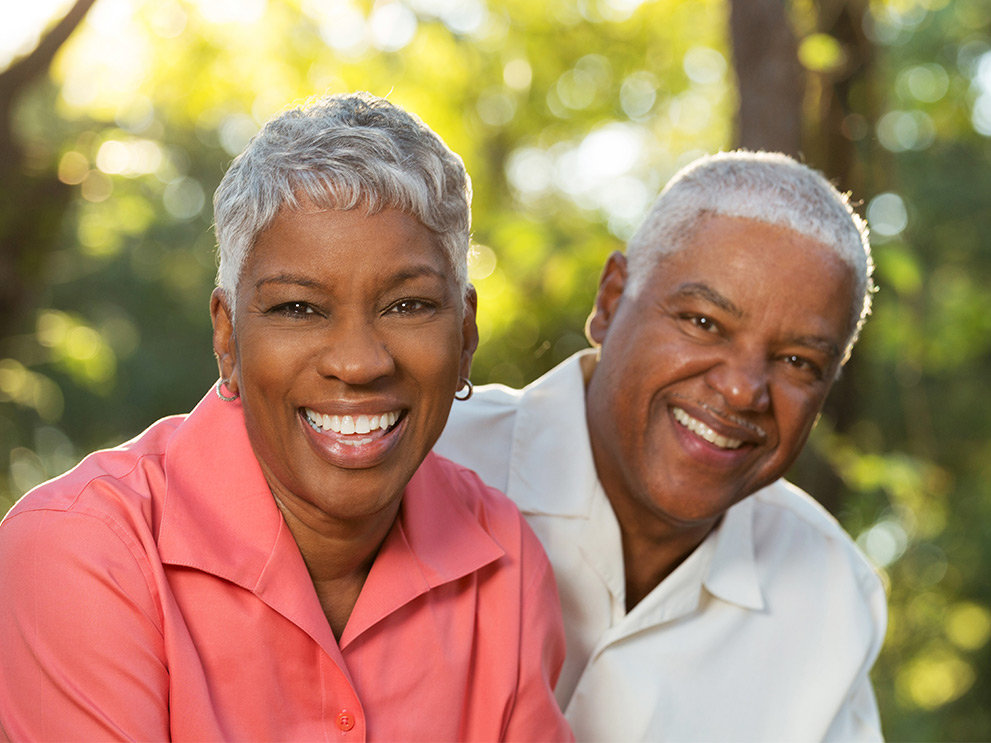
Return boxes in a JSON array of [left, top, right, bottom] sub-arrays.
[[506, 350, 600, 517], [704, 496, 765, 610], [509, 349, 765, 613]]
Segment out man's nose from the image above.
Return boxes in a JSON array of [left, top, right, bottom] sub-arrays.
[[704, 352, 771, 413]]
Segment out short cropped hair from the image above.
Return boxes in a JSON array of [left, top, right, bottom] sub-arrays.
[[625, 150, 874, 364], [214, 92, 472, 314]]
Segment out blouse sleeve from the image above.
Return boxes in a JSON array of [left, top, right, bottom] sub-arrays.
[[0, 506, 171, 742], [501, 518, 575, 743]]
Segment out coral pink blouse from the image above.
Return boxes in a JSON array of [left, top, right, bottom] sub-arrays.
[[0, 390, 572, 742]]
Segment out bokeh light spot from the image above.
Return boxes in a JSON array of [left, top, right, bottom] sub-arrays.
[[468, 244, 497, 281], [867, 192, 909, 237]]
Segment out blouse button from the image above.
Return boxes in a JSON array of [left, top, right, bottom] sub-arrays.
[[337, 710, 355, 732]]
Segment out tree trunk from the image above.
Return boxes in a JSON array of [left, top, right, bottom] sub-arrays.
[[0, 0, 98, 341], [729, 0, 804, 156]]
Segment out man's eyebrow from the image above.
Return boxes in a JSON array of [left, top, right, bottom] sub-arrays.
[[786, 334, 841, 360], [672, 282, 743, 318]]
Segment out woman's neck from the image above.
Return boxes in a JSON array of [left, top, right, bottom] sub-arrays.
[[274, 493, 402, 640]]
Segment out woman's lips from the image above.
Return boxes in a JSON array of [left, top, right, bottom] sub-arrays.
[[299, 406, 407, 468], [303, 407, 400, 439]]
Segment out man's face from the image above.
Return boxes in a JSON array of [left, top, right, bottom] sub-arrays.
[[585, 214, 856, 537]]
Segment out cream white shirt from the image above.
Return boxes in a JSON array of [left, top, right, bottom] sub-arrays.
[[435, 350, 887, 742]]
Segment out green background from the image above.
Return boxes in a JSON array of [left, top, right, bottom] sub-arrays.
[[1, 1, 988, 739]]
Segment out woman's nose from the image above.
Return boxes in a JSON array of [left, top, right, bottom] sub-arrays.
[[704, 353, 771, 413], [315, 318, 396, 385]]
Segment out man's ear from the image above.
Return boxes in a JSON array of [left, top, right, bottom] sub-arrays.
[[585, 251, 629, 346], [210, 288, 239, 395], [459, 284, 480, 382]]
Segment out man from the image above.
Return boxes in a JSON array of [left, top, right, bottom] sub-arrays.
[[435, 151, 887, 742]]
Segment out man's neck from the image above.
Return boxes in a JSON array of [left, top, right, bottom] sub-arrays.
[[617, 516, 718, 611]]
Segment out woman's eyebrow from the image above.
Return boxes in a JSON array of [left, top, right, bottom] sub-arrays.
[[254, 273, 322, 289], [254, 265, 448, 291], [386, 264, 448, 286], [672, 281, 743, 318]]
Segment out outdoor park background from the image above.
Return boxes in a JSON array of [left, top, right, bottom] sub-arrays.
[[1, 0, 988, 739]]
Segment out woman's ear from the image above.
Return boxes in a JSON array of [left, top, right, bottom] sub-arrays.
[[585, 251, 629, 347], [210, 288, 239, 395], [459, 284, 480, 382]]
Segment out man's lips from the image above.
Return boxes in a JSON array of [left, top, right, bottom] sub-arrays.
[[671, 406, 765, 450]]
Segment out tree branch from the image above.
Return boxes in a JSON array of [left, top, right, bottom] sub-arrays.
[[0, 0, 99, 97]]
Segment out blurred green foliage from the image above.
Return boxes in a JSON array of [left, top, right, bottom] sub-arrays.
[[0, 0, 989, 740]]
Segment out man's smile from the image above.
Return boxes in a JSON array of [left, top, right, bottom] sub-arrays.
[[671, 406, 745, 450]]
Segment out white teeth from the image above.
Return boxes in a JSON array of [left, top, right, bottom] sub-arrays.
[[672, 407, 744, 450], [305, 408, 401, 435]]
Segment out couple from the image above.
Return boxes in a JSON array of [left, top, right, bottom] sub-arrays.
[[0, 92, 884, 741]]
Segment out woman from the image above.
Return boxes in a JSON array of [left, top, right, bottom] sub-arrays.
[[0, 93, 573, 742]]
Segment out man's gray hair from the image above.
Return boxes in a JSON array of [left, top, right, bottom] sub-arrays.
[[625, 150, 874, 364], [213, 92, 472, 314]]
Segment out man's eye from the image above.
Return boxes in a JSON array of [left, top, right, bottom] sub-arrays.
[[685, 314, 718, 333], [782, 354, 823, 379]]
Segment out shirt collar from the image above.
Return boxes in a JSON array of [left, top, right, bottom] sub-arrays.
[[340, 454, 506, 646], [507, 350, 766, 613], [507, 350, 600, 517], [702, 496, 765, 610], [158, 389, 506, 647], [158, 389, 288, 590]]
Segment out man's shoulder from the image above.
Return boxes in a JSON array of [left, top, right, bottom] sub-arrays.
[[752, 479, 853, 540], [437, 354, 592, 497], [444, 381, 525, 431], [749, 479, 883, 593]]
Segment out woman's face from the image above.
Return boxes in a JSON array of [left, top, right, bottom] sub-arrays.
[[211, 206, 477, 526]]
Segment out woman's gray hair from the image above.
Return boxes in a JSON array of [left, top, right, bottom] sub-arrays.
[[213, 92, 472, 314], [625, 150, 875, 365]]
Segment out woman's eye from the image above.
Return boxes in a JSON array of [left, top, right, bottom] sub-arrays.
[[388, 299, 434, 315], [272, 302, 315, 317]]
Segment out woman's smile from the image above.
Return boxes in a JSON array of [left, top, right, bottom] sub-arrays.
[[299, 405, 408, 468], [303, 408, 402, 438]]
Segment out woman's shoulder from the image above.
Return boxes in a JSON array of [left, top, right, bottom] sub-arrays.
[[2, 413, 187, 532], [413, 451, 551, 575], [421, 450, 522, 520]]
